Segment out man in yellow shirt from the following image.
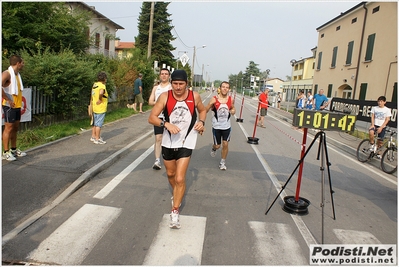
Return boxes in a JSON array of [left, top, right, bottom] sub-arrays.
[[2, 55, 27, 161], [90, 71, 108, 145]]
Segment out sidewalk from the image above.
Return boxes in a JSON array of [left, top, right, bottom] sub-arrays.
[[2, 111, 153, 240]]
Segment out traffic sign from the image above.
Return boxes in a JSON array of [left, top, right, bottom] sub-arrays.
[[180, 54, 189, 67]]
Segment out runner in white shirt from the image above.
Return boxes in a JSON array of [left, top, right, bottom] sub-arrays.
[[205, 81, 236, 170], [148, 69, 206, 229], [148, 68, 172, 170]]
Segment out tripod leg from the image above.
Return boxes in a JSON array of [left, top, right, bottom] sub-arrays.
[[265, 131, 322, 215], [322, 132, 336, 220]]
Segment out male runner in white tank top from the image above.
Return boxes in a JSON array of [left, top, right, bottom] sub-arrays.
[[148, 69, 206, 229], [206, 81, 235, 170], [148, 68, 172, 170]]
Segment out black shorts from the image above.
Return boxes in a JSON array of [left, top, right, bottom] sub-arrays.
[[162, 147, 192, 161], [212, 128, 231, 145], [154, 125, 164, 135], [260, 108, 268, 116], [2, 106, 21, 123]]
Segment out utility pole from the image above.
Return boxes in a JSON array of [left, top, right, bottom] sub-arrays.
[[147, 2, 155, 59], [191, 46, 196, 86]]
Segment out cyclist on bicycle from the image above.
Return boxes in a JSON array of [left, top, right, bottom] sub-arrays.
[[369, 96, 392, 158]]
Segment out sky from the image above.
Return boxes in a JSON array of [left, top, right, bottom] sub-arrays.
[[88, 1, 359, 81]]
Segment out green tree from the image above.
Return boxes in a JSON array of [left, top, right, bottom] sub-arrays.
[[2, 2, 91, 56], [228, 71, 245, 93], [135, 2, 176, 68], [243, 61, 261, 89]]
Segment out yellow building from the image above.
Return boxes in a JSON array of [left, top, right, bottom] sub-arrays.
[[313, 2, 397, 101], [281, 55, 315, 101], [115, 40, 135, 59]]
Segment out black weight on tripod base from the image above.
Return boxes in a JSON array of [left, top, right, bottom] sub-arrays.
[[247, 136, 259, 144], [236, 118, 243, 122], [282, 196, 310, 215]]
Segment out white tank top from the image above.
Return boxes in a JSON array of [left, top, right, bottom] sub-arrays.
[[162, 90, 197, 149], [211, 96, 232, 130], [155, 83, 172, 119]]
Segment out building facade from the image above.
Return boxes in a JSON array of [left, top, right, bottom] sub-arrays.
[[313, 1, 397, 102], [115, 40, 135, 59], [281, 55, 315, 102], [68, 2, 124, 58]]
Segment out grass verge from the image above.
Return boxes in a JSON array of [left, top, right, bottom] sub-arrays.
[[16, 106, 150, 151]]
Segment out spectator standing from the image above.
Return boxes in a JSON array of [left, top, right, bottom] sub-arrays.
[[2, 55, 27, 161], [368, 96, 392, 158], [306, 91, 313, 109], [148, 69, 206, 229], [90, 71, 108, 145], [277, 92, 282, 109], [206, 81, 236, 170], [257, 88, 269, 128], [313, 89, 330, 110], [148, 68, 172, 170], [296, 90, 306, 109], [132, 73, 144, 113]]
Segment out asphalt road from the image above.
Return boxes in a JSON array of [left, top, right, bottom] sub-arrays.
[[2, 92, 397, 265]]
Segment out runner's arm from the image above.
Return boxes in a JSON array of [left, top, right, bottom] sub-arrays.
[[148, 86, 157, 106]]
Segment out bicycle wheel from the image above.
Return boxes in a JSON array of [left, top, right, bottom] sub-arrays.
[[381, 147, 397, 174], [357, 139, 372, 162]]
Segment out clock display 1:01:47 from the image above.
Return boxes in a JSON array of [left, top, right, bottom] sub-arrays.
[[293, 109, 357, 132]]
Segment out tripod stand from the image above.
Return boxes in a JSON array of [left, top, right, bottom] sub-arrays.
[[265, 130, 336, 244]]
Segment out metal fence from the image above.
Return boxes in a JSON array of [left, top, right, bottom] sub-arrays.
[[19, 86, 125, 132]]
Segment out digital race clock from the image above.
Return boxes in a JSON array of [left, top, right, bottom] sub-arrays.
[[292, 108, 357, 132]]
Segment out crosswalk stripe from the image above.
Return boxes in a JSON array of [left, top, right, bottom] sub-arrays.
[[93, 146, 153, 199], [28, 204, 121, 265], [143, 214, 207, 265], [248, 221, 307, 265], [333, 229, 382, 244]]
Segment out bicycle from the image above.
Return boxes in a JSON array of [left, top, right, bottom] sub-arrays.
[[356, 129, 397, 174]]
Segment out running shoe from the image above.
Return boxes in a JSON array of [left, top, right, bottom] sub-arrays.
[[219, 162, 227, 170], [11, 148, 26, 157], [210, 147, 217, 157], [94, 138, 106, 145], [2, 151, 16, 161], [153, 159, 161, 170], [169, 209, 181, 229]]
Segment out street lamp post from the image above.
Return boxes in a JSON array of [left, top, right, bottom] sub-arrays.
[[264, 69, 270, 91], [191, 45, 206, 88]]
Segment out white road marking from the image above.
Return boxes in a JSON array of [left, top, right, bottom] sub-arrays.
[[235, 119, 318, 247], [2, 130, 153, 246], [143, 214, 207, 265], [28, 204, 121, 265], [333, 229, 382, 244], [249, 221, 307, 265], [94, 146, 153, 199]]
